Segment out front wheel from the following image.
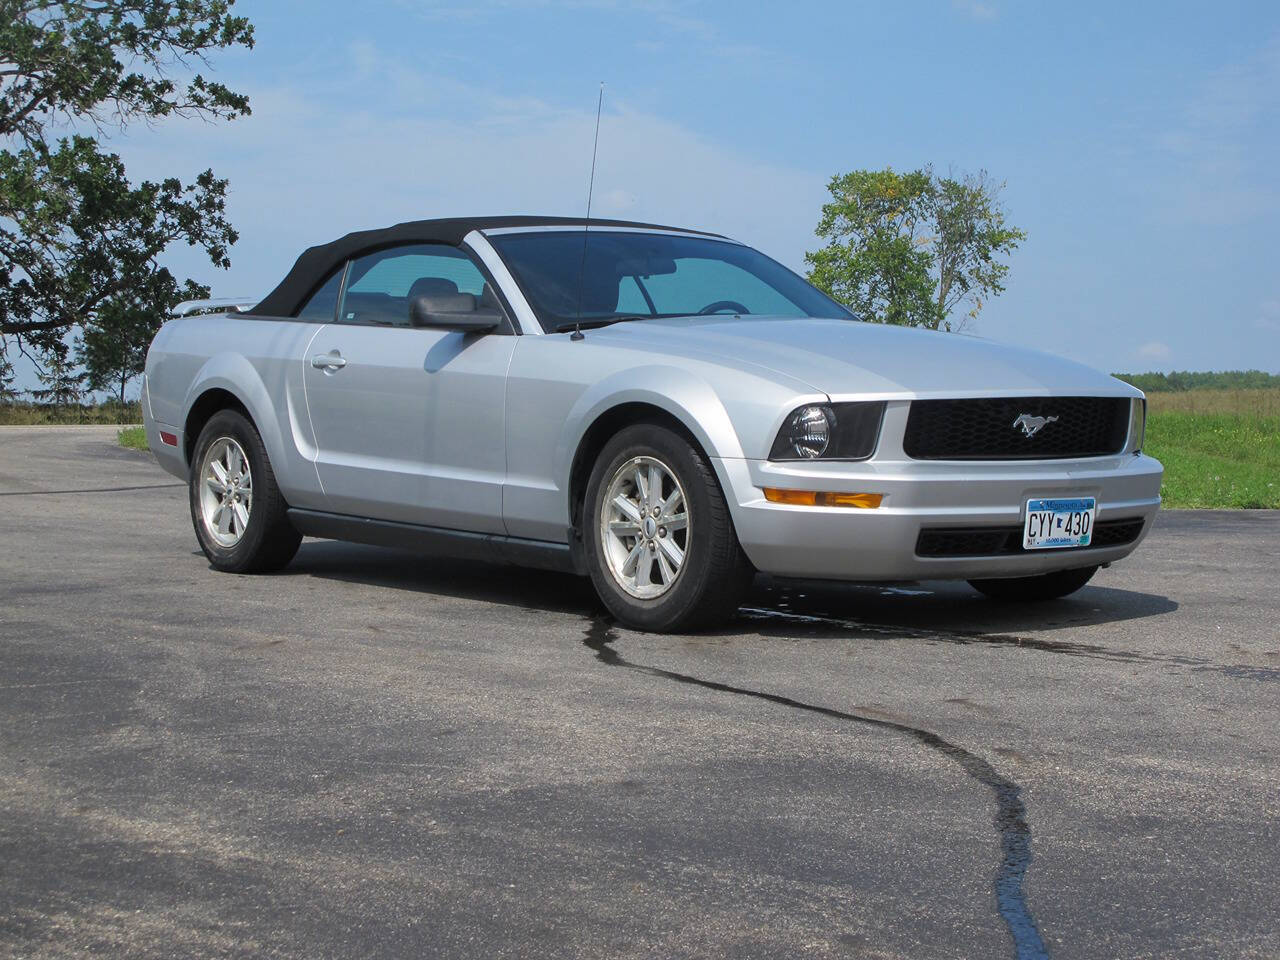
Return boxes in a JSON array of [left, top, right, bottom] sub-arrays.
[[583, 424, 753, 632], [189, 409, 301, 573], [968, 564, 1098, 602]]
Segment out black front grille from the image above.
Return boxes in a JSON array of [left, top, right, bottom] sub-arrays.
[[904, 397, 1131, 460], [916, 527, 1022, 558], [916, 517, 1146, 558], [1089, 517, 1146, 549]]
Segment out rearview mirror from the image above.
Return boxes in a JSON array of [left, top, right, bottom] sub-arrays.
[[616, 256, 677, 277], [408, 294, 501, 333]]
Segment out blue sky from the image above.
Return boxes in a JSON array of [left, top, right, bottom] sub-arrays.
[[84, 1, 1280, 376]]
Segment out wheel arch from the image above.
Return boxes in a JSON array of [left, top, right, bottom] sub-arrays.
[[563, 374, 748, 563], [183, 388, 252, 466], [567, 402, 709, 537], [180, 354, 285, 474]]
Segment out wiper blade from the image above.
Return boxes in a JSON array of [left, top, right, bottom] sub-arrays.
[[556, 316, 651, 333]]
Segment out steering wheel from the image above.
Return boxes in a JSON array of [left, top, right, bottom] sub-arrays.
[[696, 300, 750, 316]]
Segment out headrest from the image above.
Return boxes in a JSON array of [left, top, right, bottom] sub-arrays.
[[408, 277, 460, 300], [577, 251, 620, 315]]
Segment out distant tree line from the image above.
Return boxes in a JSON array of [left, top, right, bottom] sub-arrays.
[[1113, 370, 1280, 392]]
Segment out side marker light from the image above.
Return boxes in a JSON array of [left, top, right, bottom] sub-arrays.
[[763, 488, 883, 509]]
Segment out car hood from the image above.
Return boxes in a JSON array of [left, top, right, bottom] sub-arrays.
[[589, 316, 1138, 398]]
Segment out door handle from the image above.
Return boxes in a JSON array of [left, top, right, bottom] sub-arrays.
[[311, 353, 347, 370]]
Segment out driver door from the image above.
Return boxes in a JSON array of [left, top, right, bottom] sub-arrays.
[[302, 243, 515, 534]]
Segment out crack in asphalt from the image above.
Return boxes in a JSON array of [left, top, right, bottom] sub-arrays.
[[739, 606, 1280, 683], [583, 616, 1049, 960], [0, 483, 183, 497]]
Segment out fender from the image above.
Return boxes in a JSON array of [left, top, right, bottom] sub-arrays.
[[556, 364, 746, 508]]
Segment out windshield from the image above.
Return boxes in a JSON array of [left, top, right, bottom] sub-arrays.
[[487, 230, 854, 331]]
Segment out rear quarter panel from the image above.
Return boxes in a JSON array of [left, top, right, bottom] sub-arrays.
[[144, 315, 327, 507]]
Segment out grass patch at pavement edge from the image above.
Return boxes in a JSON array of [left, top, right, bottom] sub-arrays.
[[1144, 410, 1279, 508], [117, 426, 149, 451]]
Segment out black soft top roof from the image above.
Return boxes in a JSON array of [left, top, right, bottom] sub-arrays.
[[251, 215, 724, 318]]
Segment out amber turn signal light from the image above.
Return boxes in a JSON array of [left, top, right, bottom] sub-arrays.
[[762, 488, 883, 509]]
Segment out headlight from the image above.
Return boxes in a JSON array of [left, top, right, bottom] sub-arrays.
[[1126, 397, 1147, 453], [774, 405, 833, 459], [769, 402, 886, 461]]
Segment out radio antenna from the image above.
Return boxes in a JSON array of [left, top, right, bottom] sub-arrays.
[[571, 82, 604, 342]]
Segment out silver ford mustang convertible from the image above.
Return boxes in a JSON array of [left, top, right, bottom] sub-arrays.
[[143, 216, 1163, 631]]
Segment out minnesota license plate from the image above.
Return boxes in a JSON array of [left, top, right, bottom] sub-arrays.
[[1023, 497, 1096, 550]]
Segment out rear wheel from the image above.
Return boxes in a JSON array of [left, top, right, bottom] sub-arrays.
[[968, 564, 1098, 602], [583, 424, 753, 632], [189, 409, 301, 573]]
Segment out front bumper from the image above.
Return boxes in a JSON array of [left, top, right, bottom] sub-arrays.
[[716, 452, 1163, 581]]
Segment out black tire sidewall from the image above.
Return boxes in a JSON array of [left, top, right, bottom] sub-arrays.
[[189, 410, 277, 572], [969, 564, 1098, 601], [583, 424, 736, 631]]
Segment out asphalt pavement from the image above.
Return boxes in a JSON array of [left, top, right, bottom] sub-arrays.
[[1, 425, 1277, 959]]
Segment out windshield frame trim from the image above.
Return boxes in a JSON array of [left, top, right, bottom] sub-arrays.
[[463, 230, 544, 335], [482, 225, 746, 245]]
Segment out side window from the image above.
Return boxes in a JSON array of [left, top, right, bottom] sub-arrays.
[[294, 267, 344, 322], [339, 243, 490, 327]]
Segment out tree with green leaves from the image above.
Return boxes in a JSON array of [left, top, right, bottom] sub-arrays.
[[0, 1, 253, 377], [0, 344, 18, 401], [77, 279, 204, 404], [28, 342, 85, 411], [806, 167, 1025, 332]]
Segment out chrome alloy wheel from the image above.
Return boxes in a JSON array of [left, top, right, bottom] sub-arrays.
[[599, 455, 689, 599], [199, 437, 253, 548]]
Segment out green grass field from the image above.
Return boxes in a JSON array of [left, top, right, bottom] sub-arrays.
[[1145, 387, 1280, 417], [0, 401, 142, 425], [1144, 389, 1280, 508], [117, 425, 149, 451]]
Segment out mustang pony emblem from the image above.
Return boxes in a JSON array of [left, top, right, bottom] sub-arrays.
[[1012, 413, 1059, 438]]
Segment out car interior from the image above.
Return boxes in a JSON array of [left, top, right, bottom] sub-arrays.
[[339, 278, 505, 328]]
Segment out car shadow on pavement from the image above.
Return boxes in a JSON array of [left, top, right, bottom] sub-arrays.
[[746, 574, 1179, 637], [285, 539, 1178, 644]]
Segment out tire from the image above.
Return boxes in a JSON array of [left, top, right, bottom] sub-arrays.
[[968, 564, 1098, 602], [189, 409, 301, 573], [583, 423, 753, 632]]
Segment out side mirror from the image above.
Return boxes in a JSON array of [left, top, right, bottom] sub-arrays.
[[408, 293, 501, 333]]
